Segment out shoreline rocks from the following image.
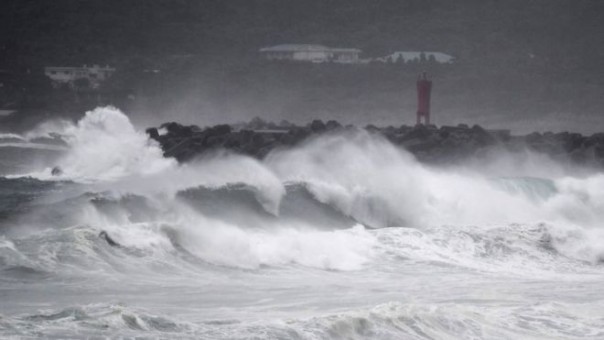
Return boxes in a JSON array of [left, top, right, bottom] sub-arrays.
[[146, 119, 604, 168]]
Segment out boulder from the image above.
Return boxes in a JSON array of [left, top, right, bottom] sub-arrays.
[[148, 121, 604, 168], [207, 124, 232, 137], [325, 120, 342, 131], [310, 120, 326, 133], [146, 127, 159, 140], [51, 166, 63, 176], [525, 132, 543, 145], [365, 124, 381, 133], [161, 122, 192, 137], [400, 124, 435, 142], [470, 124, 497, 146]]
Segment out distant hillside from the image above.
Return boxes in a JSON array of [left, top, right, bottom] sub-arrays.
[[1, 0, 603, 70], [1, 0, 603, 133]]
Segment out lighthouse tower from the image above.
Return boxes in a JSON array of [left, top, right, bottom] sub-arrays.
[[416, 72, 432, 125]]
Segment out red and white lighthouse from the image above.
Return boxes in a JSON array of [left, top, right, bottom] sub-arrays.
[[416, 72, 432, 125]]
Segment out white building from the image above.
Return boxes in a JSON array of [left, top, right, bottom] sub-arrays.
[[259, 44, 361, 64], [44, 65, 116, 89], [374, 51, 455, 64]]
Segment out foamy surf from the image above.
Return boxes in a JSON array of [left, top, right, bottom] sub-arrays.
[[1, 107, 603, 339]]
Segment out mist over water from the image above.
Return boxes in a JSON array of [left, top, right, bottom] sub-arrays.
[[1, 107, 604, 339]]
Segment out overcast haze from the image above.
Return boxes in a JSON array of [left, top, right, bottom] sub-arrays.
[[1, 0, 603, 132]]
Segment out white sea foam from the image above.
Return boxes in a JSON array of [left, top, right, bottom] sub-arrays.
[[264, 132, 603, 230], [2, 107, 604, 339], [8, 108, 604, 267], [0, 142, 67, 151], [175, 210, 376, 270], [55, 107, 176, 182], [0, 133, 26, 140]]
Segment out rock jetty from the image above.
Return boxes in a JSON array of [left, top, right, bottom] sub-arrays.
[[146, 118, 604, 168]]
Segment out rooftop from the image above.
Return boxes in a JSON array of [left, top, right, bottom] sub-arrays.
[[260, 44, 360, 53]]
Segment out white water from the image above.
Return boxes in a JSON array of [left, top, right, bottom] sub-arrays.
[[1, 107, 604, 339]]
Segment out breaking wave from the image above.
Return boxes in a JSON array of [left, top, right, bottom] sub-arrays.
[[3, 298, 604, 339], [2, 107, 604, 339], [1, 107, 603, 272]]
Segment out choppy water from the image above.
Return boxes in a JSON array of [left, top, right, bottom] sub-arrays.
[[1, 107, 604, 339]]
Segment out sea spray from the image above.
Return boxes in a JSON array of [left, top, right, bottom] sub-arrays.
[[55, 107, 176, 182], [4, 107, 175, 181], [175, 208, 376, 270], [265, 131, 548, 227], [2, 108, 604, 339]]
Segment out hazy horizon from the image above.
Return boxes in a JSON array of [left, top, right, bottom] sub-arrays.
[[1, 0, 603, 134]]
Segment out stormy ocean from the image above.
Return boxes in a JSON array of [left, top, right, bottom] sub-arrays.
[[1, 107, 604, 339]]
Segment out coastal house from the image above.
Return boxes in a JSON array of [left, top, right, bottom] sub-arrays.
[[259, 44, 361, 64], [44, 65, 116, 89], [374, 51, 455, 64]]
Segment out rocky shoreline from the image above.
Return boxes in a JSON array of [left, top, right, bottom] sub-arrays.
[[146, 119, 604, 168]]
